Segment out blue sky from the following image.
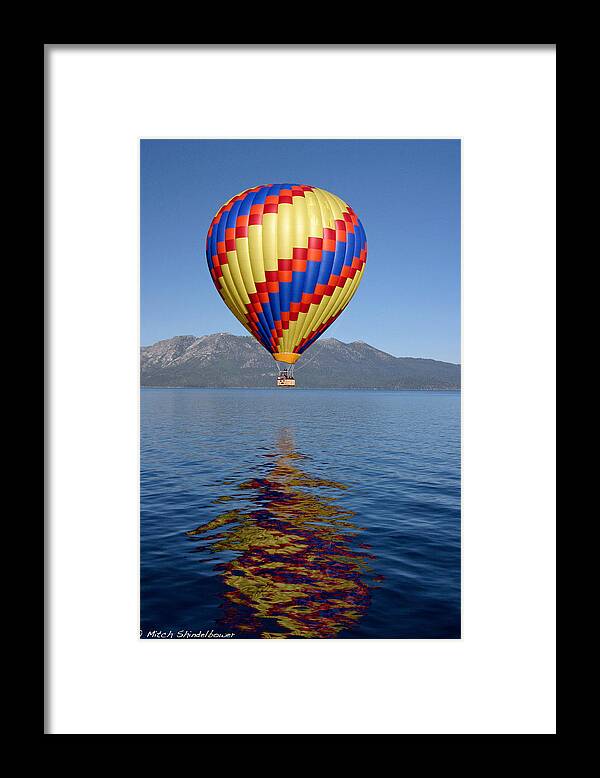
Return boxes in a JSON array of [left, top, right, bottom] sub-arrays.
[[141, 139, 460, 363]]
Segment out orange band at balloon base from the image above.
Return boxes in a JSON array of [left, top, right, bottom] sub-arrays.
[[273, 353, 301, 365]]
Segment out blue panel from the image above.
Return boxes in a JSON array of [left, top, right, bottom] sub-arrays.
[[216, 211, 227, 242], [237, 189, 256, 216], [343, 232, 355, 266], [268, 291, 281, 330], [207, 228, 217, 263], [331, 241, 346, 276], [254, 313, 273, 348], [303, 260, 321, 297], [279, 280, 292, 314], [261, 300, 275, 332], [356, 220, 367, 253], [353, 221, 364, 258], [251, 186, 269, 205], [316, 249, 335, 286], [290, 270, 306, 304], [226, 197, 242, 228]]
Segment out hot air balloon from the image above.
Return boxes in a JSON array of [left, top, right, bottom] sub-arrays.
[[206, 184, 367, 386]]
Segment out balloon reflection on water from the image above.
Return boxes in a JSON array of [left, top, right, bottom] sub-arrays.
[[186, 430, 377, 638]]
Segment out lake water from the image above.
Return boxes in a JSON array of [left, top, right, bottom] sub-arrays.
[[141, 388, 461, 639]]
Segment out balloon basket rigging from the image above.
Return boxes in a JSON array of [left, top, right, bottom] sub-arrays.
[[276, 364, 296, 388]]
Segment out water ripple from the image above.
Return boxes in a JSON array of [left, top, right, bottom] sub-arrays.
[[141, 389, 460, 638]]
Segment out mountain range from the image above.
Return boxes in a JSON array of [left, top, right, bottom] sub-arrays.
[[140, 334, 460, 390]]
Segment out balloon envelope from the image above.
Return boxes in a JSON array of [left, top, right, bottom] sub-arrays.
[[206, 184, 367, 364]]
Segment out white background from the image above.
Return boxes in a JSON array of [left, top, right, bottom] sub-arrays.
[[47, 45, 556, 735]]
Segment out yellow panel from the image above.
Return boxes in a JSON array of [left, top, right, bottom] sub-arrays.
[[235, 237, 256, 296], [292, 194, 310, 247], [286, 306, 312, 352], [310, 285, 346, 332], [319, 188, 345, 222], [277, 203, 293, 260], [331, 192, 350, 215], [225, 249, 251, 306], [304, 190, 326, 237], [219, 264, 247, 318], [261, 213, 278, 272], [312, 188, 336, 229], [248, 225, 266, 284], [290, 298, 317, 349]]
